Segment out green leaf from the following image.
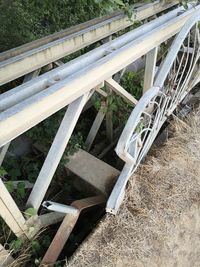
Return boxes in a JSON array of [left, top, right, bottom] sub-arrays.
[[10, 239, 23, 252], [17, 182, 26, 199], [9, 168, 21, 179], [180, 0, 189, 9], [113, 0, 125, 6], [31, 240, 41, 254], [0, 167, 7, 177], [24, 207, 37, 217], [5, 181, 14, 193], [135, 120, 144, 134], [41, 235, 51, 248]]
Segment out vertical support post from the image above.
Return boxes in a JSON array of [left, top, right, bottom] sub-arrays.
[[114, 67, 127, 83], [27, 91, 92, 211], [101, 35, 112, 44], [106, 109, 113, 143], [143, 47, 158, 94], [23, 69, 41, 83], [84, 102, 106, 151], [105, 84, 113, 143]]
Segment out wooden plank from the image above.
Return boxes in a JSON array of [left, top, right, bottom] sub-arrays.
[[143, 47, 158, 93], [66, 149, 120, 194], [105, 78, 138, 105]]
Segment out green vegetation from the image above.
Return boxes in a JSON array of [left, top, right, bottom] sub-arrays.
[[0, 0, 105, 52]]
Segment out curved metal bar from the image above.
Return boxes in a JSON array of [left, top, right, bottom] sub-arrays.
[[107, 9, 200, 214]]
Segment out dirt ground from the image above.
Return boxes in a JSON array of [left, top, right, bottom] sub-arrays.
[[67, 109, 200, 267]]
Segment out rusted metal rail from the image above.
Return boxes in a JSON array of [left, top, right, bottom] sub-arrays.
[[41, 195, 105, 266]]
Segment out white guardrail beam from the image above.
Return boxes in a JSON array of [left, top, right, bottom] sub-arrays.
[[0, 1, 179, 85], [0, 5, 184, 113]]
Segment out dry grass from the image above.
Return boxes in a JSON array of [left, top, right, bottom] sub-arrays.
[[0, 229, 46, 267], [67, 109, 200, 267]]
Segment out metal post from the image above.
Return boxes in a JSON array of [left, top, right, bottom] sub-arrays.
[[143, 46, 158, 94], [27, 91, 93, 210], [85, 102, 106, 151]]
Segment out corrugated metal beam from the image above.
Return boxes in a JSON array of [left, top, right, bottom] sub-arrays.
[[0, 5, 183, 113], [0, 1, 179, 85]]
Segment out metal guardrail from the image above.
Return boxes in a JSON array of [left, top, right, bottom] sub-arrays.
[[0, 5, 196, 148], [0, 2, 199, 245], [107, 9, 200, 214]]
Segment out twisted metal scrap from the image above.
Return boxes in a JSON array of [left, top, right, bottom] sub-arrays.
[[107, 10, 200, 214]]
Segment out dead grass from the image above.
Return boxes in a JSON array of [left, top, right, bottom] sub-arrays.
[[67, 109, 200, 267]]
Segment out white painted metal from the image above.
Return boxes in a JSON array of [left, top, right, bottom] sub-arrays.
[[27, 91, 92, 210], [107, 9, 200, 214], [95, 87, 108, 97], [0, 5, 198, 148], [0, 70, 41, 167], [105, 78, 138, 105], [23, 69, 41, 83], [143, 47, 158, 93], [85, 102, 106, 151], [105, 85, 113, 143], [0, 143, 10, 166], [0, 1, 179, 85], [42, 201, 78, 215], [0, 179, 28, 237]]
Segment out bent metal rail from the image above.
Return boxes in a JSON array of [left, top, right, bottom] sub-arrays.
[[107, 9, 200, 214], [0, 3, 199, 242]]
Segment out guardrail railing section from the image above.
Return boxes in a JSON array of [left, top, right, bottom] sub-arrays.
[[107, 10, 200, 215]]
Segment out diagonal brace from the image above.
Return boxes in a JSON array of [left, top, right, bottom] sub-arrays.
[[105, 78, 138, 105], [26, 91, 93, 211]]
